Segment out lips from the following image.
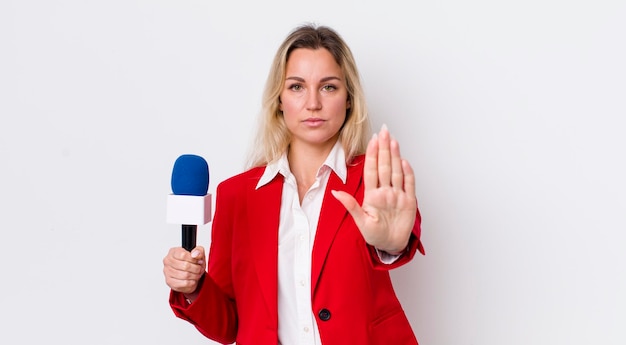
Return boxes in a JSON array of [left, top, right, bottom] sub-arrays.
[[303, 118, 325, 124]]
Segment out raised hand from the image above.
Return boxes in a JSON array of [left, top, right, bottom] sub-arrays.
[[332, 124, 417, 254]]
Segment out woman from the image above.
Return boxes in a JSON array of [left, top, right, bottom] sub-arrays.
[[163, 23, 425, 345]]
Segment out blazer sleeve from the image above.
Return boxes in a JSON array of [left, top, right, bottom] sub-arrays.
[[169, 275, 237, 344]]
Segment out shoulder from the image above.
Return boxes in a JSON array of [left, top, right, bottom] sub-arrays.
[[216, 166, 266, 193]]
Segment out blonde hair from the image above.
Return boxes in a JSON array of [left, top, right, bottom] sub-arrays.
[[246, 23, 371, 169]]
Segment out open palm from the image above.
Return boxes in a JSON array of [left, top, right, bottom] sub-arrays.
[[332, 125, 417, 254]]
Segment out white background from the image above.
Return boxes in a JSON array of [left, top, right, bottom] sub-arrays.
[[1, 1, 625, 344]]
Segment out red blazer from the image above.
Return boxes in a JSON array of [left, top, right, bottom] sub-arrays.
[[170, 155, 425, 344]]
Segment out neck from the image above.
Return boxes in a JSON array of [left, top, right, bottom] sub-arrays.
[[287, 138, 337, 200]]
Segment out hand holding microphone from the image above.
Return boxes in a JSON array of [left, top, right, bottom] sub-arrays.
[[163, 154, 211, 295]]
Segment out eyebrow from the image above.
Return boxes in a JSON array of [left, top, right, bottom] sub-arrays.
[[285, 76, 343, 83]]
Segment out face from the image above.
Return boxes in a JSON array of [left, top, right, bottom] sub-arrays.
[[279, 48, 350, 151]]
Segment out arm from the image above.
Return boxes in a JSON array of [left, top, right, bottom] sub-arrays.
[[166, 182, 239, 344]]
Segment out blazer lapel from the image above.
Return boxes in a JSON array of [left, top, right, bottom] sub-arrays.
[[247, 173, 283, 322], [311, 158, 364, 294]]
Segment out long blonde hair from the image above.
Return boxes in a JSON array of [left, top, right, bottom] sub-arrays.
[[246, 23, 371, 169]]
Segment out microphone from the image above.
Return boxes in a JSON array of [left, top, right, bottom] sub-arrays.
[[166, 154, 212, 251]]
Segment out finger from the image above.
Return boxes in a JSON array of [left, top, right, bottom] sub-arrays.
[[164, 249, 205, 275], [401, 159, 417, 200], [163, 263, 199, 281], [163, 259, 202, 278], [331, 190, 367, 230], [190, 246, 206, 264], [170, 246, 205, 264], [363, 133, 379, 191], [165, 274, 199, 294], [390, 137, 404, 191], [377, 124, 392, 187], [169, 247, 191, 261]]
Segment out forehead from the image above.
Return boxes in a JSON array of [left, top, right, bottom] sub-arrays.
[[285, 48, 343, 76]]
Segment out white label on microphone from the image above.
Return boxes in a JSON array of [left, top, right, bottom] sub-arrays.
[[166, 194, 212, 225]]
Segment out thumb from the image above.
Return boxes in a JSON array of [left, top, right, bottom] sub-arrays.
[[191, 246, 206, 262], [331, 190, 366, 228]]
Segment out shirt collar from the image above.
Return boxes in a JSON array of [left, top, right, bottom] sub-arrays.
[[256, 140, 348, 190]]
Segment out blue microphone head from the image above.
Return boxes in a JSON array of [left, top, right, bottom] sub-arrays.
[[171, 154, 209, 196]]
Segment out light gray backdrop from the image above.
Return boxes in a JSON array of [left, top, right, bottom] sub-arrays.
[[1, 1, 624, 344]]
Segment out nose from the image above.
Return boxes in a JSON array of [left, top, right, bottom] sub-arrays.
[[306, 91, 322, 111]]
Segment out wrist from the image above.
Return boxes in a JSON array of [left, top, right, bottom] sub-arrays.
[[378, 242, 409, 256], [183, 291, 199, 304], [375, 246, 405, 256], [382, 248, 406, 256]]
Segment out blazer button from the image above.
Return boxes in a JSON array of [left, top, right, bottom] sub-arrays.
[[318, 309, 331, 321]]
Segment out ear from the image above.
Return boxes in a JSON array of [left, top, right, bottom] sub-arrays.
[[278, 98, 283, 111], [346, 99, 351, 109]]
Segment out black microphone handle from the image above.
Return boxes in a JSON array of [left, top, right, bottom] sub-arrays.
[[182, 224, 197, 252]]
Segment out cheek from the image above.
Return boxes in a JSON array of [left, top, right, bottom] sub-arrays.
[[330, 99, 349, 116], [280, 105, 299, 126], [280, 97, 304, 115]]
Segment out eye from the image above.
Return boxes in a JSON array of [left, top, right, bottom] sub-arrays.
[[322, 84, 337, 92], [288, 83, 303, 91]]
